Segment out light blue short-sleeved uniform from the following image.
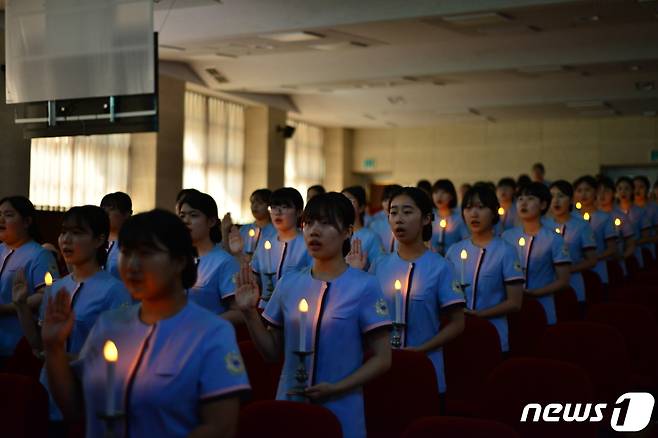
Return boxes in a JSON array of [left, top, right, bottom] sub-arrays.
[[73, 301, 250, 438], [615, 205, 650, 268], [188, 246, 239, 314], [370, 250, 465, 393], [575, 210, 616, 284], [251, 233, 312, 305], [502, 227, 571, 325], [607, 209, 635, 276], [352, 227, 385, 270], [239, 222, 276, 254], [105, 240, 121, 279], [642, 202, 658, 258], [430, 209, 470, 255], [543, 216, 597, 302], [262, 267, 391, 438], [368, 210, 395, 253], [38, 270, 131, 420], [0, 241, 59, 357], [446, 238, 524, 352], [495, 203, 519, 236]]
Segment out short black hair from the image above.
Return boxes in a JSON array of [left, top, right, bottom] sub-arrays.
[[100, 192, 132, 214], [62, 205, 110, 266], [416, 180, 432, 194], [119, 209, 197, 289], [382, 184, 403, 201], [518, 182, 552, 215], [462, 184, 500, 225], [597, 175, 615, 192], [342, 185, 367, 225], [632, 175, 651, 192], [497, 177, 517, 190], [302, 192, 354, 257], [532, 162, 545, 173], [178, 191, 222, 243], [549, 180, 574, 198], [250, 189, 272, 205], [0, 196, 41, 241], [573, 175, 597, 191], [390, 187, 434, 242], [271, 187, 304, 211], [616, 176, 635, 201], [431, 179, 458, 209], [307, 185, 326, 195]]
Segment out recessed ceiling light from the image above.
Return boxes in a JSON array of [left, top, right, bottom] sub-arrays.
[[643, 110, 657, 117], [630, 65, 641, 71], [443, 12, 512, 26], [387, 96, 406, 105], [517, 65, 565, 74], [469, 108, 481, 116], [260, 31, 324, 42], [566, 100, 606, 108], [579, 109, 617, 117], [310, 42, 351, 51], [636, 81, 655, 91]]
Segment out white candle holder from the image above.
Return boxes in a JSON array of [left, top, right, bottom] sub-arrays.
[[390, 322, 406, 348], [287, 350, 314, 401], [97, 411, 125, 438]]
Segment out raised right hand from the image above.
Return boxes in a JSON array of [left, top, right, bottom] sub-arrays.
[[228, 225, 245, 255], [11, 268, 29, 305], [41, 289, 74, 351], [234, 261, 260, 311]]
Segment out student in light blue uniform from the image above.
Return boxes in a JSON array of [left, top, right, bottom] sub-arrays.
[[371, 187, 465, 394], [239, 189, 276, 255], [616, 177, 651, 269], [446, 185, 524, 353], [430, 179, 470, 255], [502, 183, 571, 325], [633, 175, 658, 260], [496, 178, 519, 235], [368, 184, 402, 253], [43, 209, 250, 438], [573, 176, 618, 286], [237, 193, 392, 438], [13, 206, 131, 431], [342, 185, 385, 270], [544, 181, 597, 304], [100, 192, 132, 279], [251, 188, 312, 304], [0, 196, 59, 361], [177, 192, 239, 319], [597, 176, 636, 276]]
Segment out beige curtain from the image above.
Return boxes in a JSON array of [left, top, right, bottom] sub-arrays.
[[183, 91, 246, 221], [285, 120, 325, 196], [29, 134, 130, 209]]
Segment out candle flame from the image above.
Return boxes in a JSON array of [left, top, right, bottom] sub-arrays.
[[44, 272, 53, 286], [614, 218, 622, 227], [498, 207, 505, 216], [460, 249, 468, 260], [518, 237, 526, 247], [555, 227, 561, 234], [394, 279, 402, 291], [583, 212, 590, 221], [103, 340, 118, 362], [264, 240, 272, 250], [439, 219, 447, 229], [298, 298, 309, 313], [575, 202, 582, 210], [248, 229, 256, 237]]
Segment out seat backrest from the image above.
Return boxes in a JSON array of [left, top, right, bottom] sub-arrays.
[[480, 358, 597, 438], [606, 260, 625, 286], [3, 337, 44, 380], [538, 322, 631, 402], [581, 269, 604, 305], [238, 400, 342, 438], [238, 340, 282, 403], [0, 373, 49, 438], [402, 416, 520, 438], [508, 297, 547, 356], [364, 349, 441, 438], [444, 315, 502, 401], [554, 287, 580, 322]]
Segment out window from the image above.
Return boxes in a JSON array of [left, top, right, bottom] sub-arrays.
[[29, 134, 130, 209], [284, 120, 325, 197], [183, 91, 246, 220]]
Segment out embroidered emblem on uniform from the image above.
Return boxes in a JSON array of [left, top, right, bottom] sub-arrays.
[[452, 280, 464, 294], [225, 351, 245, 375], [231, 273, 238, 284], [375, 298, 389, 316], [514, 261, 523, 272]]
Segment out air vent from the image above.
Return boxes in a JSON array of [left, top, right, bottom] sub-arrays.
[[205, 68, 229, 84]]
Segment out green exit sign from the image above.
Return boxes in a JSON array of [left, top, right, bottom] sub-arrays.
[[363, 158, 376, 169], [651, 150, 658, 162]]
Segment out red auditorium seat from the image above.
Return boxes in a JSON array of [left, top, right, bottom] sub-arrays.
[[508, 296, 546, 356], [641, 248, 656, 270], [364, 349, 441, 438], [626, 255, 641, 278], [443, 315, 502, 416], [0, 373, 49, 438], [4, 337, 43, 379], [586, 303, 658, 389], [581, 269, 605, 305], [402, 416, 520, 438], [554, 287, 580, 322], [479, 358, 597, 438], [605, 260, 624, 287], [238, 341, 282, 403], [609, 285, 658, 318], [238, 400, 342, 438], [538, 322, 631, 402]]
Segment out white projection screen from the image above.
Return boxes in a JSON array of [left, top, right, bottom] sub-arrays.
[[5, 0, 154, 104]]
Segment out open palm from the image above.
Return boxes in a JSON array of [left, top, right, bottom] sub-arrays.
[[41, 289, 74, 349], [234, 262, 260, 311]]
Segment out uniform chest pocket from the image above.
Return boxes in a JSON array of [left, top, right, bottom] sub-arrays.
[[410, 290, 431, 301], [154, 357, 184, 377]]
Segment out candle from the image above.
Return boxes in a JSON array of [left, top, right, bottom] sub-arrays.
[[248, 228, 256, 252], [583, 212, 590, 222], [575, 201, 582, 210], [460, 249, 468, 285], [264, 240, 272, 273], [498, 207, 505, 216], [394, 280, 402, 324], [298, 299, 308, 352], [44, 271, 53, 294], [439, 219, 447, 245], [518, 237, 526, 267], [555, 227, 561, 234], [103, 340, 118, 415]]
